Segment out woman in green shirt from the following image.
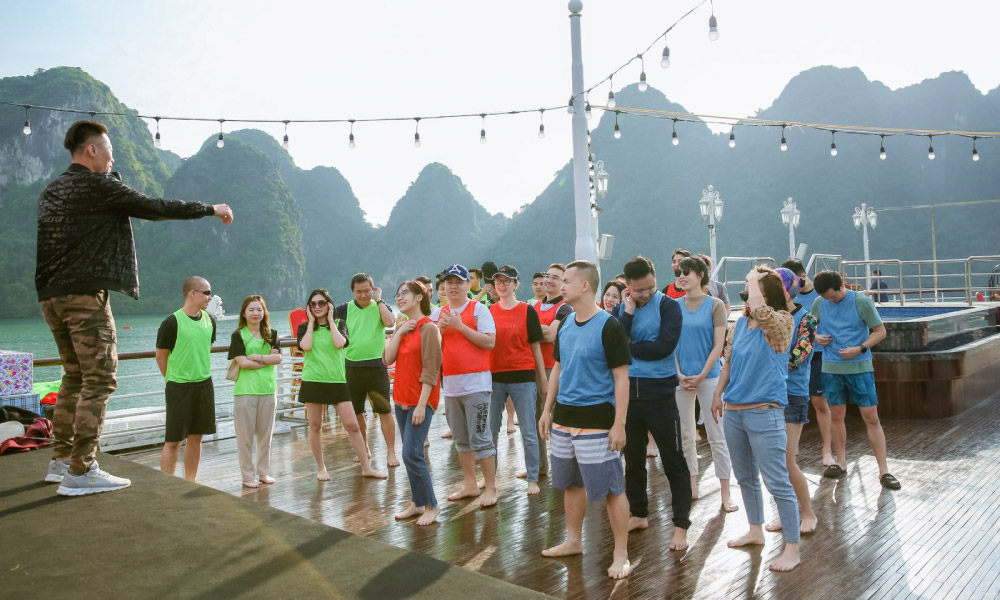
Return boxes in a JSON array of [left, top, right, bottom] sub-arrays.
[[229, 295, 282, 488], [297, 289, 386, 481]]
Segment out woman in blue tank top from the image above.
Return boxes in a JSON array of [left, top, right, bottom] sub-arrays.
[[710, 267, 802, 573], [673, 257, 736, 511]]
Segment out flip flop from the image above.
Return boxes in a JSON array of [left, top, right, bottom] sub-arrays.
[[823, 465, 847, 479], [880, 473, 901, 490]]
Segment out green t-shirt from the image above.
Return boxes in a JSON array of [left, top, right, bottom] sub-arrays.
[[165, 309, 213, 383], [299, 320, 348, 383], [811, 293, 882, 374], [232, 328, 277, 396], [344, 301, 386, 363]]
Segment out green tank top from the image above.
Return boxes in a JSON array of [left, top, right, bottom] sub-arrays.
[[165, 309, 213, 383], [234, 328, 277, 396], [345, 301, 385, 362], [301, 321, 347, 383]]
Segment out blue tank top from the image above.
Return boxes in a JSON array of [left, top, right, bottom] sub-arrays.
[[724, 316, 790, 406], [628, 291, 677, 379], [786, 307, 812, 397], [797, 288, 822, 354], [816, 290, 872, 365], [557, 310, 616, 407], [676, 296, 721, 379]]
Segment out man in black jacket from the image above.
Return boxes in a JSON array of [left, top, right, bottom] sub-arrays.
[[38, 120, 234, 497]]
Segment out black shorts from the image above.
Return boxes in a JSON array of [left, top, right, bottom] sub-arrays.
[[809, 353, 824, 397], [298, 381, 352, 406], [345, 366, 392, 415], [165, 379, 216, 442]]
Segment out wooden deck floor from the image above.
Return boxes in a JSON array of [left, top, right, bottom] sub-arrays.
[[123, 394, 1000, 600]]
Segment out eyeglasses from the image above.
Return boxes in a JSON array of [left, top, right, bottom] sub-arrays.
[[394, 290, 411, 301], [197, 289, 212, 296], [309, 300, 328, 308], [493, 278, 514, 286], [630, 285, 657, 295]]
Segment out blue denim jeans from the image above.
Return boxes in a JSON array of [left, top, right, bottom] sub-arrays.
[[394, 404, 437, 509], [489, 381, 540, 482], [723, 406, 800, 543]]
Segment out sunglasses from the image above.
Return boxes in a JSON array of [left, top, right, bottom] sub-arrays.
[[309, 300, 328, 308], [739, 290, 749, 302], [197, 289, 212, 297]]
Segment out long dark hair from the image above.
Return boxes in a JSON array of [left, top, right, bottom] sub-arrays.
[[306, 288, 334, 324], [236, 295, 272, 343], [756, 267, 788, 313], [397, 280, 431, 317]]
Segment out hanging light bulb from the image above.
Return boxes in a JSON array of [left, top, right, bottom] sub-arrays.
[[972, 137, 980, 161], [708, 13, 719, 41], [153, 117, 161, 148], [607, 77, 616, 109], [282, 120, 290, 150], [879, 135, 886, 160], [660, 43, 671, 68], [349, 119, 356, 149], [671, 120, 679, 146], [728, 128, 736, 148], [927, 136, 935, 160], [538, 109, 546, 139], [613, 111, 621, 139], [587, 129, 591, 144], [480, 114, 487, 144], [22, 106, 31, 135], [585, 95, 592, 120], [829, 131, 837, 157], [567, 96, 575, 115], [637, 55, 648, 91], [414, 118, 421, 147], [780, 125, 787, 151], [216, 120, 225, 149]]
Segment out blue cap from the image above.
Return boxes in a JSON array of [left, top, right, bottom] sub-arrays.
[[443, 264, 470, 281]]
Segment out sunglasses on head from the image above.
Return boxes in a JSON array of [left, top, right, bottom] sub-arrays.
[[309, 300, 328, 308]]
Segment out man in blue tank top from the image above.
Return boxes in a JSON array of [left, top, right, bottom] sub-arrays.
[[613, 256, 691, 551], [812, 271, 900, 490], [538, 260, 633, 580]]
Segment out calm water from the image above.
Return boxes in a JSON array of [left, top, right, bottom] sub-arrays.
[[0, 310, 295, 412]]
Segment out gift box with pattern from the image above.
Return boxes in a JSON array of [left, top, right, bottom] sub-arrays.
[[0, 350, 33, 396]]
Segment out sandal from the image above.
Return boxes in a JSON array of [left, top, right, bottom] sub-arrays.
[[823, 465, 847, 479], [880, 473, 901, 490]]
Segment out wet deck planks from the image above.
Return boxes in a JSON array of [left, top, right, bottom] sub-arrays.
[[124, 393, 1000, 599]]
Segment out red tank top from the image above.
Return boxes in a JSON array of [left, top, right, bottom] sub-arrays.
[[393, 317, 441, 409], [534, 299, 565, 369], [489, 302, 536, 373], [441, 302, 492, 376]]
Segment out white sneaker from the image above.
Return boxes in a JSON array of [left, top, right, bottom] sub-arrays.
[[44, 460, 70, 483], [56, 462, 131, 496]]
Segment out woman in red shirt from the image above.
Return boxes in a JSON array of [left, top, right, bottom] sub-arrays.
[[384, 280, 443, 525]]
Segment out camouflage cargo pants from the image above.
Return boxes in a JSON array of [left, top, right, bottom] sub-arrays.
[[39, 290, 118, 476]]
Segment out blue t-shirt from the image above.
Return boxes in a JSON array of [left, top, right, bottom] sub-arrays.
[[554, 311, 631, 407]]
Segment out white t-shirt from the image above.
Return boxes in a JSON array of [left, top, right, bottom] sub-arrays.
[[431, 300, 496, 396]]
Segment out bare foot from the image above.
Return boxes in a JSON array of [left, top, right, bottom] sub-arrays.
[[765, 519, 783, 532], [258, 475, 276, 485], [506, 423, 517, 434], [387, 455, 400, 468], [516, 470, 527, 479], [527, 482, 541, 495], [721, 498, 739, 513], [542, 540, 582, 557], [361, 468, 387, 479], [691, 486, 700, 501], [646, 445, 658, 458], [395, 503, 423, 520], [669, 527, 689, 551], [513, 417, 519, 426], [607, 550, 632, 579], [695, 431, 702, 442], [316, 470, 331, 482], [769, 546, 801, 572], [800, 515, 818, 534], [822, 452, 835, 467], [352, 450, 372, 464], [628, 516, 649, 532], [447, 486, 480, 501], [480, 487, 498, 508], [424, 439, 430, 447], [416, 505, 441, 526], [727, 530, 766, 548], [477, 479, 486, 489], [242, 480, 261, 488], [441, 431, 453, 439]]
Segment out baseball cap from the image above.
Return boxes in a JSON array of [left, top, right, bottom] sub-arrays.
[[493, 265, 519, 281], [443, 264, 470, 281], [774, 267, 798, 299]]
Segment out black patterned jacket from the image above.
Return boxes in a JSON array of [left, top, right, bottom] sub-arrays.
[[35, 163, 215, 301]]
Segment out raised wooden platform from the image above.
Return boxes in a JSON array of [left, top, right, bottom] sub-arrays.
[[124, 394, 1000, 599]]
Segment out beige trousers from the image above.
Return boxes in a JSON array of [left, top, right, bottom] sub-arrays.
[[675, 377, 732, 480], [233, 394, 276, 482]]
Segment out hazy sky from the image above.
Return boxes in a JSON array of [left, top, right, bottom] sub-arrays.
[[2, 1, 997, 224]]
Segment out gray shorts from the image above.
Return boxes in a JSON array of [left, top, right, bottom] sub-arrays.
[[444, 391, 495, 460]]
